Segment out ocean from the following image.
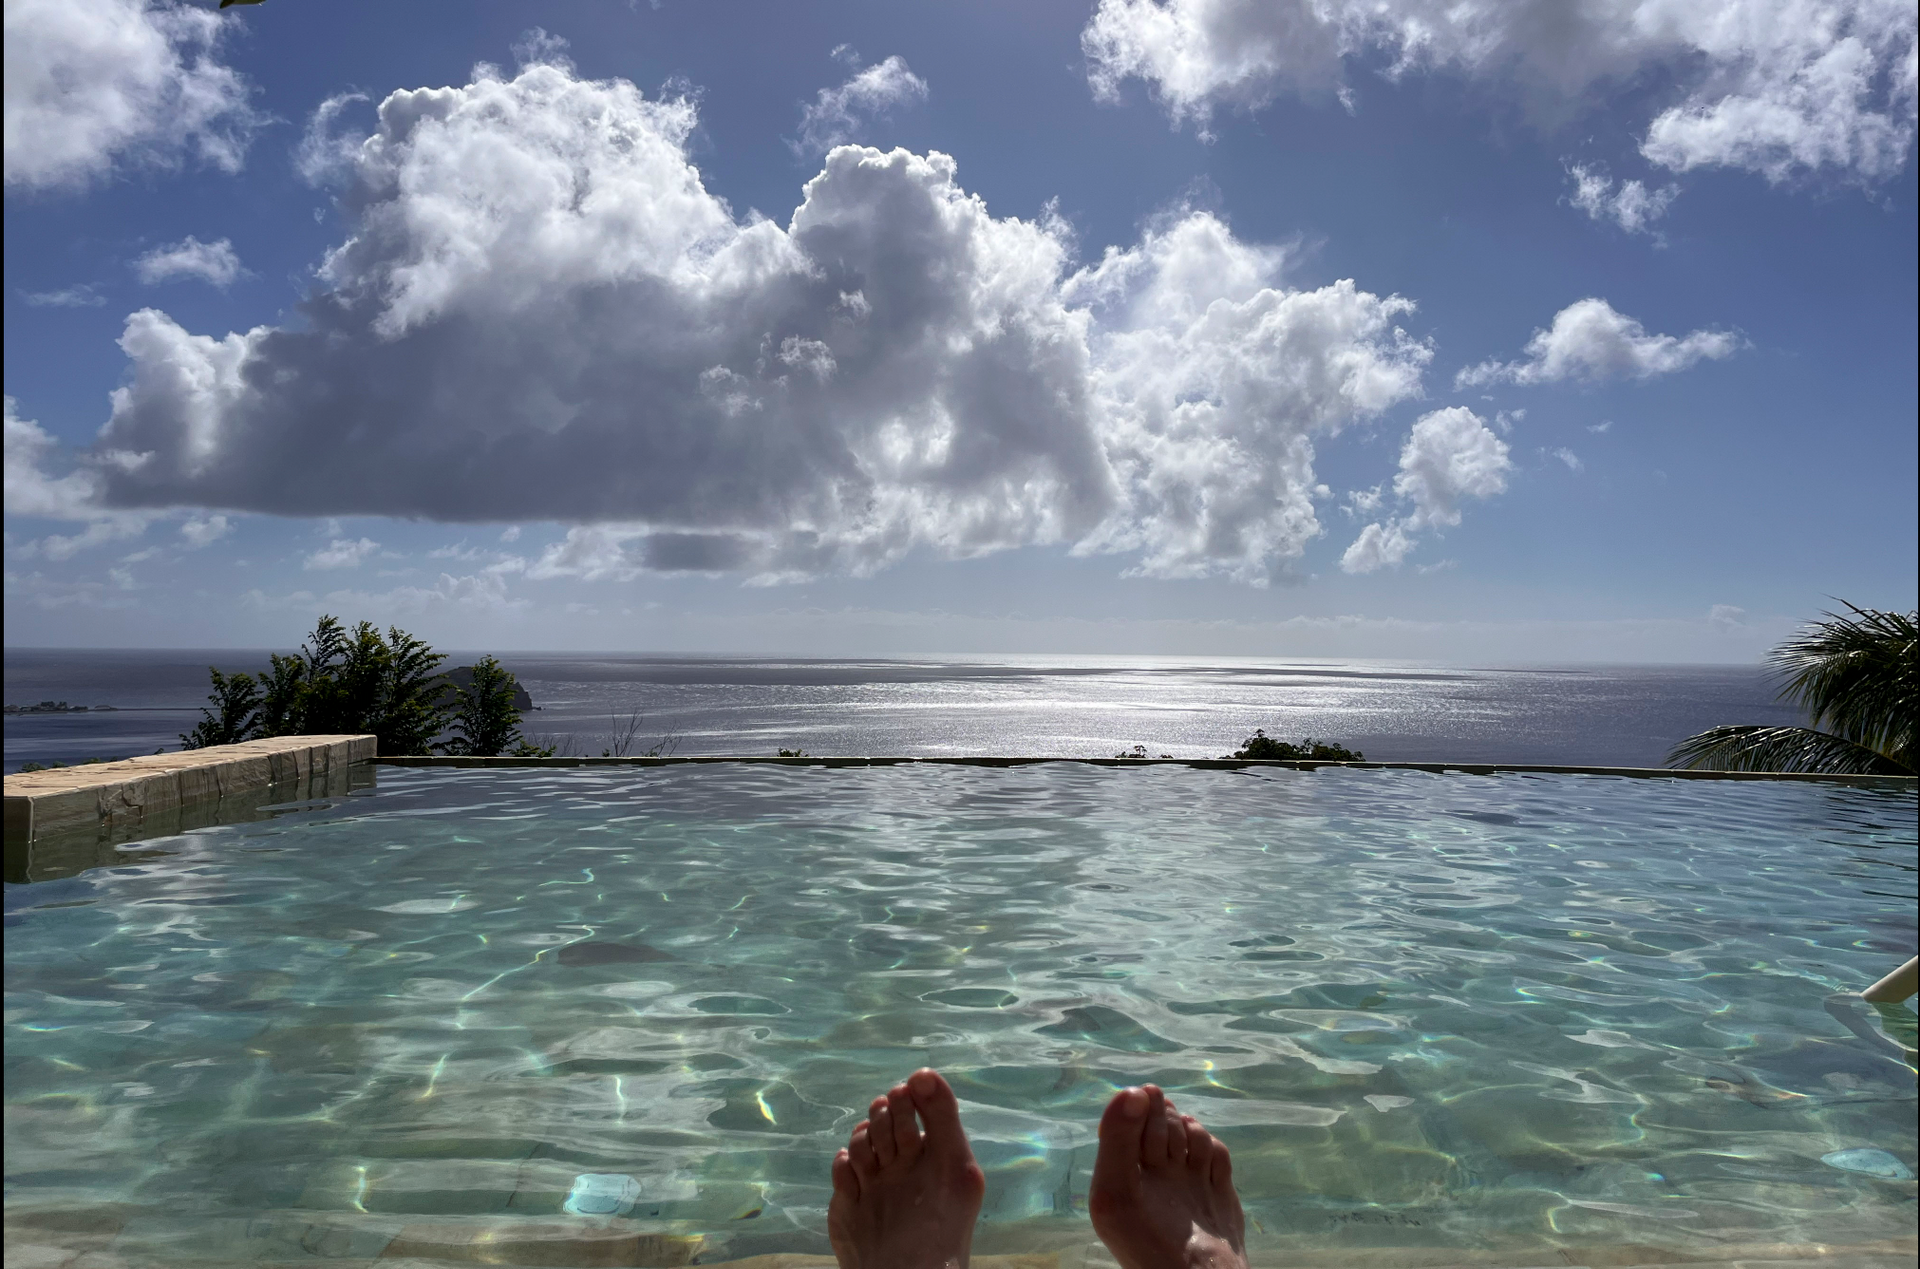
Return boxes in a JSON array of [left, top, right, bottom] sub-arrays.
[[2, 648, 1801, 774]]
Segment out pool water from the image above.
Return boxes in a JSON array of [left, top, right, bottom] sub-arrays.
[[5, 765, 1916, 1264]]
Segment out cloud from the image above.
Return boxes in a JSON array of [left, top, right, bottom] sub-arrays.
[[797, 54, 930, 154], [1081, 0, 1917, 184], [1343, 484, 1383, 517], [248, 569, 525, 618], [1067, 213, 1431, 582], [1457, 298, 1741, 387], [1341, 406, 1511, 573], [1339, 518, 1413, 573], [296, 91, 372, 186], [6, 396, 104, 520], [1709, 602, 1749, 630], [1565, 162, 1679, 235], [1552, 447, 1583, 471], [84, 59, 1432, 587], [1393, 406, 1510, 529], [304, 537, 380, 570], [4, 395, 155, 556], [3, 0, 260, 191], [134, 236, 244, 288], [20, 285, 106, 308], [179, 513, 231, 547]]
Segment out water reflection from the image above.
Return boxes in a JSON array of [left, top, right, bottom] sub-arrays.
[[4, 766, 1914, 1265]]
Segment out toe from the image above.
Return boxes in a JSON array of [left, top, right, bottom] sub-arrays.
[[1091, 1086, 1149, 1202], [1209, 1135, 1235, 1198], [849, 1122, 878, 1178], [1184, 1117, 1213, 1174], [831, 1148, 860, 1203], [908, 1069, 970, 1160], [1141, 1085, 1169, 1165], [1165, 1104, 1189, 1166], [886, 1084, 922, 1158], [869, 1097, 897, 1166]]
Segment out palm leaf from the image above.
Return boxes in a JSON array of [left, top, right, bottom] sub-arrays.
[[1667, 724, 1911, 776], [1770, 603, 1916, 769]]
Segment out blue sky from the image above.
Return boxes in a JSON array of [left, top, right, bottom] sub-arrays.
[[5, 0, 1915, 660]]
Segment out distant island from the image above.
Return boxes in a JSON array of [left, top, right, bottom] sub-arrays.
[[4, 701, 118, 715]]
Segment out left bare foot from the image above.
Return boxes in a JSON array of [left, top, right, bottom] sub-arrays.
[[828, 1068, 987, 1269]]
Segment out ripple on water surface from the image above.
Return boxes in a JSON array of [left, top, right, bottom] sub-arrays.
[[4, 765, 1916, 1264]]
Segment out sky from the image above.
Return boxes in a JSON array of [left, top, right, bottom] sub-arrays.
[[4, 0, 1915, 661]]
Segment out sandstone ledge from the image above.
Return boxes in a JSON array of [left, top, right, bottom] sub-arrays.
[[4, 734, 376, 847]]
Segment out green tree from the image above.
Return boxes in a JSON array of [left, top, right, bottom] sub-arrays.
[[180, 669, 262, 748], [188, 615, 452, 756], [1669, 603, 1916, 775], [377, 627, 452, 755], [443, 656, 527, 757]]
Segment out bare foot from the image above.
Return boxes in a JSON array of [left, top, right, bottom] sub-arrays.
[[828, 1068, 987, 1269], [1089, 1085, 1248, 1269]]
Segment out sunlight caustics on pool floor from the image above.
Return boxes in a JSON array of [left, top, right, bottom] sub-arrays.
[[4, 765, 1916, 1265]]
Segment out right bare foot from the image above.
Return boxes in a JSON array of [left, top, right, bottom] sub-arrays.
[[1089, 1084, 1248, 1269], [827, 1068, 986, 1269]]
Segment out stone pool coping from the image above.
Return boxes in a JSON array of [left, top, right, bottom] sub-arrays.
[[3, 734, 375, 848]]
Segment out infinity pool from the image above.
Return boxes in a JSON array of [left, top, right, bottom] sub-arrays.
[[5, 765, 1916, 1264]]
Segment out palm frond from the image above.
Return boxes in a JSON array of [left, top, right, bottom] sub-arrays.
[[1770, 603, 1916, 769], [1667, 724, 1912, 776]]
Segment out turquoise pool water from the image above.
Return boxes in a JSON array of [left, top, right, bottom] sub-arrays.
[[5, 765, 1916, 1263]]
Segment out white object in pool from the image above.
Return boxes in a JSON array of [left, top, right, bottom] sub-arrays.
[[1820, 1148, 1914, 1179], [565, 1173, 642, 1217]]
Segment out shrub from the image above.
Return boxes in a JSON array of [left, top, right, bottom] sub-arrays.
[[442, 656, 531, 757], [1225, 730, 1363, 761]]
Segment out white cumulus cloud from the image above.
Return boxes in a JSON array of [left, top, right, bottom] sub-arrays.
[[1339, 518, 1414, 573], [1565, 162, 1679, 235], [6, 396, 154, 558], [304, 537, 380, 570], [797, 54, 930, 155], [134, 235, 244, 288], [1082, 0, 1917, 184], [6, 395, 103, 520], [1457, 298, 1741, 387], [3, 0, 261, 191], [1393, 405, 1511, 529], [79, 59, 1433, 587], [1342, 405, 1511, 573]]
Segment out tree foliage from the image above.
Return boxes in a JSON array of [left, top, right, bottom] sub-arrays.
[[1669, 603, 1916, 775], [1224, 730, 1364, 761], [442, 655, 540, 757], [181, 667, 263, 749], [181, 615, 452, 755]]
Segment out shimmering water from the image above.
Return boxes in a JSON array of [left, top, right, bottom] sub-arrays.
[[5, 766, 1915, 1264], [4, 648, 1803, 772]]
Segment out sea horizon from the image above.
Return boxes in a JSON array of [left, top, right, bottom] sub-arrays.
[[4, 647, 1799, 774]]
